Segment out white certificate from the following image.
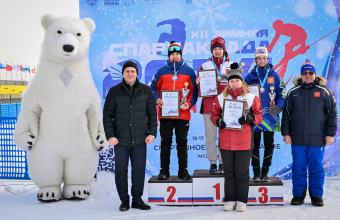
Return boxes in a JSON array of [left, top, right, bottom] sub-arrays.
[[198, 69, 218, 97], [161, 90, 180, 118], [222, 99, 245, 130], [248, 84, 262, 108]]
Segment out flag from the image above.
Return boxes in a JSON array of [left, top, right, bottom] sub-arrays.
[[23, 66, 30, 72], [6, 65, 13, 71], [20, 65, 23, 71], [31, 67, 35, 73], [12, 64, 17, 71], [0, 63, 6, 69]]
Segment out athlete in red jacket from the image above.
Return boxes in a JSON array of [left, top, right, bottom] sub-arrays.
[[151, 41, 198, 180]]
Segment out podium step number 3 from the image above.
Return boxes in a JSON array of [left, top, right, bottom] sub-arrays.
[[148, 170, 283, 206]]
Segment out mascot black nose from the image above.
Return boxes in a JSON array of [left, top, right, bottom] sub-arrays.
[[63, 44, 74, 53]]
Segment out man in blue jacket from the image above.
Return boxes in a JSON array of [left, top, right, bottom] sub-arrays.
[[281, 59, 337, 207], [244, 47, 286, 182]]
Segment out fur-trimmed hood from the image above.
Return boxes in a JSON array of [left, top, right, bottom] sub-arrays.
[[293, 76, 328, 86]]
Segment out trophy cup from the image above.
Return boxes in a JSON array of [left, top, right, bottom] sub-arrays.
[[268, 86, 276, 108], [180, 82, 190, 108]]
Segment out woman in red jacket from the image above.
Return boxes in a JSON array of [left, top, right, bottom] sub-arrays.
[[211, 63, 262, 212]]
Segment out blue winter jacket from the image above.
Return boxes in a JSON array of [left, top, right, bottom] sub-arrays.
[[244, 64, 286, 132], [281, 76, 337, 147]]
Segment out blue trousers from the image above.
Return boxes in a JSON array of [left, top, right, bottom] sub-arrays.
[[291, 145, 325, 198], [114, 143, 146, 202]]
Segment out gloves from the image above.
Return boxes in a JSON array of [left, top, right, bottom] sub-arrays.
[[216, 118, 226, 129], [268, 105, 282, 115], [238, 113, 255, 125]]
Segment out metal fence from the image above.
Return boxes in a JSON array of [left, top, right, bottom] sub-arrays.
[[0, 94, 22, 105]]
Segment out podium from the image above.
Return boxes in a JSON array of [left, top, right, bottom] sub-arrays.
[[148, 170, 283, 206]]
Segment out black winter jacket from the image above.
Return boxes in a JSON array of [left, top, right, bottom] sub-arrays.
[[103, 79, 157, 146], [281, 76, 337, 146]]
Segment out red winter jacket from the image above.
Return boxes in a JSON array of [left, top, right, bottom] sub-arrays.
[[210, 88, 263, 151], [199, 56, 232, 114], [151, 60, 198, 121]]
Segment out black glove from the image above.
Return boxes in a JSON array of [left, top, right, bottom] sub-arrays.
[[268, 105, 282, 115], [216, 118, 226, 129], [238, 113, 255, 125]]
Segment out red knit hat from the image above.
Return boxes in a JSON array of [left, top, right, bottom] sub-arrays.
[[210, 36, 226, 53]]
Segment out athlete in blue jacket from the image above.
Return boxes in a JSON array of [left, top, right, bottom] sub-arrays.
[[244, 47, 286, 182]]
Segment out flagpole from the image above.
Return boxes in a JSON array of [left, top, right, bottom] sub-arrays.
[[16, 63, 18, 82], [11, 62, 13, 82], [5, 61, 7, 83]]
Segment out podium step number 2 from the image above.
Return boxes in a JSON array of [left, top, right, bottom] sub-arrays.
[[148, 170, 283, 206]]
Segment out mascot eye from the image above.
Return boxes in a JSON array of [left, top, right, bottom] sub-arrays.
[[57, 30, 62, 34], [77, 33, 81, 36]]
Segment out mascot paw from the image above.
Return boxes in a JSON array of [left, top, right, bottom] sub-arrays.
[[62, 185, 90, 200], [27, 133, 37, 150], [94, 134, 108, 151], [37, 186, 61, 202]]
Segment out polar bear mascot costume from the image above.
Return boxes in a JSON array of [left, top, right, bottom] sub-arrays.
[[14, 14, 108, 202]]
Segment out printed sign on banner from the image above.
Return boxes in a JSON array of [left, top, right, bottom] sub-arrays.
[[79, 0, 340, 179]]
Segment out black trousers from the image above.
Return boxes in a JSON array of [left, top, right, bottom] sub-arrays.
[[221, 149, 252, 204], [114, 143, 146, 202], [251, 131, 275, 167], [160, 119, 189, 171]]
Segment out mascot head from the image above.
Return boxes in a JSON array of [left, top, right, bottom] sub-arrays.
[[41, 14, 95, 61]]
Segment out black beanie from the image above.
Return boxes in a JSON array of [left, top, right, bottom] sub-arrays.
[[122, 61, 138, 75], [228, 62, 243, 82], [168, 41, 182, 58]]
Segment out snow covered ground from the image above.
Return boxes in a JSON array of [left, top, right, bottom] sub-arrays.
[[1, 172, 339, 220]]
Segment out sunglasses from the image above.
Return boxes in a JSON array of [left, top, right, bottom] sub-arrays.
[[169, 45, 181, 52], [211, 39, 225, 45], [302, 71, 315, 76]]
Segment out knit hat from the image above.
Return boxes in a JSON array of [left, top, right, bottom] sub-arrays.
[[255, 47, 269, 59], [210, 36, 226, 53], [122, 60, 138, 75], [168, 41, 182, 58], [301, 59, 316, 74], [228, 62, 243, 82]]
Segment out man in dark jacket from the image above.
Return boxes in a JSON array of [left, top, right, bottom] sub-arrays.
[[103, 61, 157, 211], [281, 59, 337, 207]]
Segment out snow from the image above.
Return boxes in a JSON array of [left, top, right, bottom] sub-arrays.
[[1, 173, 339, 220]]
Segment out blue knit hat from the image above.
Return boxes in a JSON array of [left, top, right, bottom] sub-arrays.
[[301, 59, 316, 74]]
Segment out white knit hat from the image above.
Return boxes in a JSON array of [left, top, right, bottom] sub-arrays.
[[254, 47, 269, 59]]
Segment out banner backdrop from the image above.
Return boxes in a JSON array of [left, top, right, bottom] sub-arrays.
[[80, 0, 340, 179]]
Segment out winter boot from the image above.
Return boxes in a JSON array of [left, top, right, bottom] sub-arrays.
[[178, 169, 191, 180], [209, 164, 218, 175], [218, 164, 224, 174], [158, 169, 170, 180], [236, 201, 247, 212], [261, 166, 270, 182], [222, 201, 236, 211], [253, 166, 261, 182], [290, 196, 305, 205], [311, 197, 324, 207], [309, 189, 324, 206]]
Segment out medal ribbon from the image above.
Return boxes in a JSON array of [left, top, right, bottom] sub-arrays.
[[212, 56, 226, 80], [255, 66, 270, 89], [167, 61, 185, 81]]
